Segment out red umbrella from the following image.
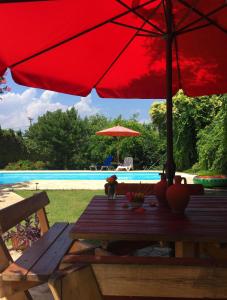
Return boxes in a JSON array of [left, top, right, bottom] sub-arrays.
[[96, 125, 140, 137], [0, 0, 226, 183], [96, 125, 140, 163], [2, 0, 49, 2]]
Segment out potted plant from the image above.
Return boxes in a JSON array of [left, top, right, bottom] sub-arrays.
[[3, 214, 41, 251], [126, 192, 145, 208]]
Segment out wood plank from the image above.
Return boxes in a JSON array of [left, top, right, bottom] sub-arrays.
[[0, 281, 38, 298], [26, 224, 74, 281], [36, 207, 49, 235], [200, 243, 227, 259], [0, 237, 12, 272], [103, 297, 185, 300], [70, 225, 227, 243], [115, 183, 155, 195], [175, 241, 199, 258], [93, 263, 227, 298], [59, 241, 96, 269], [72, 225, 227, 237], [0, 290, 31, 300], [75, 217, 227, 227], [48, 264, 103, 300], [78, 215, 227, 223], [77, 213, 227, 222], [70, 195, 227, 244], [0, 192, 49, 234], [2, 223, 69, 281], [68, 240, 96, 254], [60, 254, 227, 267]]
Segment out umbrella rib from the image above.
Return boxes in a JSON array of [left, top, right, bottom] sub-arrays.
[[174, 0, 199, 30], [161, 0, 168, 26], [111, 20, 162, 37], [9, 0, 155, 69], [176, 3, 227, 35], [116, 0, 165, 34], [172, 17, 182, 91], [177, 0, 227, 35], [136, 33, 162, 37], [94, 20, 148, 89], [177, 23, 212, 35], [94, 1, 163, 89]]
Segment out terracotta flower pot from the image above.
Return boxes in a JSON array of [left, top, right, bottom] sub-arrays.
[[166, 175, 190, 214], [154, 173, 168, 207]]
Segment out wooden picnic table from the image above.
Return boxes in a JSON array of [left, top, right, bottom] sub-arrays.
[[70, 194, 227, 257]]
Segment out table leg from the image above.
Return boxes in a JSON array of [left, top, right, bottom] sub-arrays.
[[199, 242, 227, 259], [175, 241, 199, 257]]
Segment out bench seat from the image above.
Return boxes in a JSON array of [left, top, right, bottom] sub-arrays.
[[50, 254, 227, 300], [0, 192, 86, 299], [2, 222, 74, 282]]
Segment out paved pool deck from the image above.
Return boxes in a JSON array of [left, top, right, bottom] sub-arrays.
[[0, 189, 23, 208], [0, 172, 195, 190]]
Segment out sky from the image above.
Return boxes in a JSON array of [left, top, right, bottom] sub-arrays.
[[0, 72, 161, 131]]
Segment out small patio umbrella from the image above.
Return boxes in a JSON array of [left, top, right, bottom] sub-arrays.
[[0, 1, 226, 183], [96, 125, 140, 163]]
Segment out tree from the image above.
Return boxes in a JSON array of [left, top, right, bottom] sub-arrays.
[[197, 95, 227, 174], [149, 90, 223, 170], [0, 75, 11, 100], [85, 114, 112, 165], [111, 118, 161, 169], [25, 108, 89, 169], [0, 128, 26, 168], [24, 110, 162, 170]]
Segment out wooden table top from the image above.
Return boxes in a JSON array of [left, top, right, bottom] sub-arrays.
[[69, 195, 227, 243]]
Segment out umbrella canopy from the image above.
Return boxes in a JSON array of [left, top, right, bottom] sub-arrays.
[[0, 0, 226, 183], [96, 126, 140, 137], [2, 0, 49, 2], [96, 125, 140, 163], [0, 0, 226, 97]]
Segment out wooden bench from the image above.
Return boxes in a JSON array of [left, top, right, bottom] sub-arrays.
[[116, 183, 155, 195], [115, 183, 204, 196], [50, 254, 227, 300], [0, 191, 95, 300]]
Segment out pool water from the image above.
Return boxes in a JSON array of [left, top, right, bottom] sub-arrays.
[[0, 171, 160, 184]]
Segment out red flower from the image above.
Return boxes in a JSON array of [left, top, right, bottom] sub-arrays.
[[106, 175, 118, 184]]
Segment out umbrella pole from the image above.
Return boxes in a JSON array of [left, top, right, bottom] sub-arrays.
[[117, 149, 120, 164], [165, 0, 175, 185], [116, 137, 120, 164]]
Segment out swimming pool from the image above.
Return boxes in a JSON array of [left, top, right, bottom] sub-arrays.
[[0, 171, 160, 184]]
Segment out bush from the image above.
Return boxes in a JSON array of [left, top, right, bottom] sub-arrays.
[[197, 98, 227, 175], [5, 160, 47, 170]]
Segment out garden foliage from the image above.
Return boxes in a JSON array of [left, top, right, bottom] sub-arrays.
[[0, 91, 226, 174], [0, 128, 26, 168], [150, 91, 227, 174], [17, 109, 161, 170]]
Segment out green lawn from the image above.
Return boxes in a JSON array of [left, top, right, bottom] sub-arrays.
[[15, 190, 104, 225]]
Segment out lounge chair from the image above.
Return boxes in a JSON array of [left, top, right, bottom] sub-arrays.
[[116, 157, 133, 171], [89, 155, 113, 170]]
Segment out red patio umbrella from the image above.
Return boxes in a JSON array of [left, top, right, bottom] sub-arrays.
[[0, 0, 226, 183], [96, 125, 140, 163], [96, 125, 140, 137]]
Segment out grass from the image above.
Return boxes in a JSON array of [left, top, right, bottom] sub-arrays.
[[15, 190, 104, 225], [183, 168, 223, 176]]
